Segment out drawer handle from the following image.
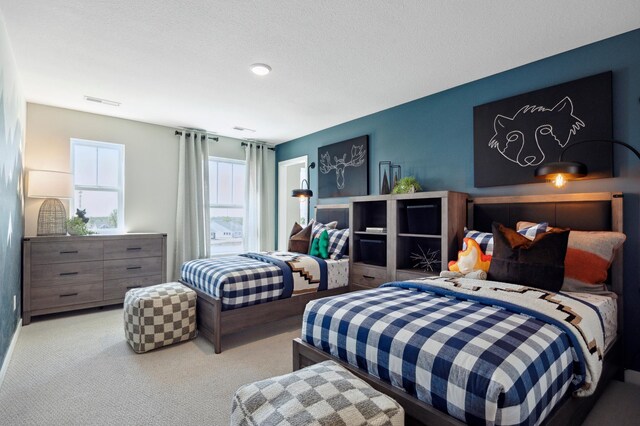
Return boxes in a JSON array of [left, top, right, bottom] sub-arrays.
[[362, 275, 376, 280], [59, 272, 79, 276], [126, 266, 142, 270], [60, 250, 78, 254], [59, 293, 78, 298], [127, 247, 142, 251], [126, 285, 141, 290]]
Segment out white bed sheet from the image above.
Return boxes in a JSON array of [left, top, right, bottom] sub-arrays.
[[565, 291, 618, 351], [325, 257, 349, 290]]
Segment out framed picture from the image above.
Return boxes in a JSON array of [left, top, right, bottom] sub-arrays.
[[473, 72, 613, 187], [318, 135, 369, 198]]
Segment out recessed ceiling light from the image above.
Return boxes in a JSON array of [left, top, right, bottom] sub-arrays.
[[84, 95, 121, 107], [249, 63, 271, 76]]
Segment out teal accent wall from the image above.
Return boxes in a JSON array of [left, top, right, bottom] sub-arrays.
[[277, 29, 640, 370], [0, 14, 25, 370]]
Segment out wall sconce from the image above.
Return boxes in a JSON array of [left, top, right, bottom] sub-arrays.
[[291, 162, 316, 219], [534, 139, 640, 188], [291, 162, 316, 198], [28, 170, 73, 236]]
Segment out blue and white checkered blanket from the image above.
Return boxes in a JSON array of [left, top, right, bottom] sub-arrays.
[[181, 252, 334, 310], [302, 277, 606, 425]]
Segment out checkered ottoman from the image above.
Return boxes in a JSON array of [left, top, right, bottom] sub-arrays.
[[123, 282, 197, 353], [231, 360, 404, 426]]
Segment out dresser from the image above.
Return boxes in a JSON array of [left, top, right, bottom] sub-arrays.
[[22, 233, 167, 324]]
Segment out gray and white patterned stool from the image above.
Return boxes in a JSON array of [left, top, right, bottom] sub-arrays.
[[231, 360, 404, 426], [123, 282, 197, 353]]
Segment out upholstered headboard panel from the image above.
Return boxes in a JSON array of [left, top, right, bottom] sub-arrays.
[[315, 204, 349, 230], [471, 200, 613, 232], [468, 193, 622, 233]]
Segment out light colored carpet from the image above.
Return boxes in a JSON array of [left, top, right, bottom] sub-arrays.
[[583, 380, 640, 426], [1, 307, 639, 425], [0, 307, 301, 425]]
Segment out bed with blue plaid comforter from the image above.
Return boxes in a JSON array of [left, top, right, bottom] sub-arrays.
[[181, 252, 348, 310], [302, 277, 606, 426]]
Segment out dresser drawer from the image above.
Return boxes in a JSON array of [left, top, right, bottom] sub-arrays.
[[103, 275, 162, 301], [104, 257, 162, 280], [31, 282, 103, 311], [104, 238, 163, 260], [350, 263, 388, 288], [30, 241, 103, 265], [31, 261, 103, 287]]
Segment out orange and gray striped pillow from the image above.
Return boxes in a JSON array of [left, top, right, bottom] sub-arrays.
[[517, 221, 626, 293]]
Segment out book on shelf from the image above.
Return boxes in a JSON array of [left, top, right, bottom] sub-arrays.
[[365, 227, 387, 233]]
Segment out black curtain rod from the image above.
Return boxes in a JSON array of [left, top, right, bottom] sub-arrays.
[[175, 130, 219, 142], [241, 141, 275, 151]]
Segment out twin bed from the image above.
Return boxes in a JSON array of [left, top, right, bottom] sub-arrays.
[[180, 204, 351, 354], [293, 192, 624, 426]]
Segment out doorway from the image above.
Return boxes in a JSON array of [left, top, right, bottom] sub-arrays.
[[278, 156, 308, 251]]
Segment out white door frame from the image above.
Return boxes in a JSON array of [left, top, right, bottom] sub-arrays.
[[278, 155, 308, 251]]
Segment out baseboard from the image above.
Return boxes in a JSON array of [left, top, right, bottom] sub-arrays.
[[0, 319, 22, 390], [625, 369, 640, 386]]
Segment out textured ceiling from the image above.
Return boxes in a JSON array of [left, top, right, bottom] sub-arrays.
[[1, 1, 639, 144]]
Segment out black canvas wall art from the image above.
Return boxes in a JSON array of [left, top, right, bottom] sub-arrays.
[[473, 72, 613, 187], [318, 135, 369, 198]]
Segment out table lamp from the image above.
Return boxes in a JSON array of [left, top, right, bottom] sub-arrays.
[[28, 170, 73, 236]]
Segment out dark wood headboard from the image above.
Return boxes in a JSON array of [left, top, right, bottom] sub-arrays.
[[315, 204, 349, 230], [468, 192, 624, 334]]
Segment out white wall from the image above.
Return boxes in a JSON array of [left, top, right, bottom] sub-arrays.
[[25, 103, 246, 278], [285, 163, 304, 232]]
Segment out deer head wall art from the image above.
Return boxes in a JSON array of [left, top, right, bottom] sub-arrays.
[[317, 135, 369, 198]]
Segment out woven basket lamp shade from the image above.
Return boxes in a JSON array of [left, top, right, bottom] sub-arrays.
[[28, 170, 73, 236]]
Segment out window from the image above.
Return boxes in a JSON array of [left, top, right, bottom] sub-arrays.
[[71, 139, 125, 233], [209, 157, 245, 255]]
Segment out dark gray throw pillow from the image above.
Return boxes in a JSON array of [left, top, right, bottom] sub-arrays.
[[488, 222, 569, 292]]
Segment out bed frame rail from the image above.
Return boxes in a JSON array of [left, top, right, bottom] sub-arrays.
[[186, 284, 349, 353]]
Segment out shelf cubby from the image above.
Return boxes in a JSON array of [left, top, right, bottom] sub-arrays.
[[349, 191, 468, 290]]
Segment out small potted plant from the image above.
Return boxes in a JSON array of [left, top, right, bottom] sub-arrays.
[[392, 176, 422, 194], [66, 209, 95, 236]]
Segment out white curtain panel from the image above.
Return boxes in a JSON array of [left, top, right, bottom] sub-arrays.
[[174, 131, 210, 279], [244, 143, 276, 252]]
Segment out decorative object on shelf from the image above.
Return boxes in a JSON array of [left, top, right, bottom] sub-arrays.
[[28, 170, 73, 236], [378, 161, 403, 195], [535, 139, 640, 188], [410, 246, 440, 272], [473, 71, 613, 187], [392, 176, 422, 194], [379, 161, 391, 194], [66, 210, 96, 236], [365, 227, 386, 233], [318, 135, 368, 197], [391, 164, 402, 189], [291, 162, 316, 219]]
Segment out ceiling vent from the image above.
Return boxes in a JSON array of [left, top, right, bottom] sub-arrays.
[[84, 96, 121, 107], [233, 126, 256, 133]]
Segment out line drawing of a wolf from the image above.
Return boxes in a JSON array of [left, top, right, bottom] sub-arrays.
[[488, 96, 585, 167]]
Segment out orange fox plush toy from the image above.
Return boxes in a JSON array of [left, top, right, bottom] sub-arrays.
[[448, 238, 492, 274]]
